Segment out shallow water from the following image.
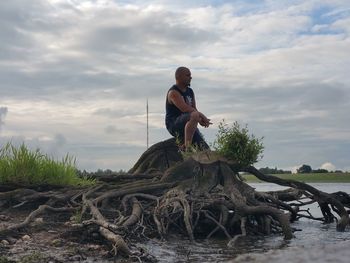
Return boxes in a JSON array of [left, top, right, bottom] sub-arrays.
[[142, 183, 350, 263]]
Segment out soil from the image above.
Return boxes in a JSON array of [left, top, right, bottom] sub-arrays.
[[0, 209, 125, 263]]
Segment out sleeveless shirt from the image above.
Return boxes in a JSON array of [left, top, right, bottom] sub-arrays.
[[165, 85, 195, 129]]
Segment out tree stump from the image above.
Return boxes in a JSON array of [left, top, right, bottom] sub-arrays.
[[128, 138, 183, 174]]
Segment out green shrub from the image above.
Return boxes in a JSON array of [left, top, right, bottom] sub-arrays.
[[212, 120, 264, 167], [0, 142, 94, 186]]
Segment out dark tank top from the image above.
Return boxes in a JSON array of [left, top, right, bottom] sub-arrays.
[[165, 85, 195, 129]]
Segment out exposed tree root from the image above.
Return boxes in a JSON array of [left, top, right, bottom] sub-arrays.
[[1, 139, 349, 261], [243, 166, 350, 231], [122, 197, 142, 228], [82, 194, 131, 256], [0, 205, 75, 236]]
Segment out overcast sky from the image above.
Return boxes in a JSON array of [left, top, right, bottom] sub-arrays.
[[1, 0, 349, 172]]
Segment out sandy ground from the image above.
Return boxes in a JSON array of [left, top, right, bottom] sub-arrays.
[[0, 211, 119, 263]]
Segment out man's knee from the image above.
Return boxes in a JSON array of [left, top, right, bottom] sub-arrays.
[[189, 111, 200, 123]]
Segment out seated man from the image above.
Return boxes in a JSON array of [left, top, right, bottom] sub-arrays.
[[165, 66, 212, 150]]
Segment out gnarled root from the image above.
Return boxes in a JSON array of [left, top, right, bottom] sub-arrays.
[[244, 166, 350, 231], [82, 194, 131, 256]]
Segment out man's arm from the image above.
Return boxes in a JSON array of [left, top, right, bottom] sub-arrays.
[[192, 92, 197, 110], [168, 90, 196, 113], [169, 90, 212, 127], [198, 112, 212, 127], [191, 93, 212, 128]]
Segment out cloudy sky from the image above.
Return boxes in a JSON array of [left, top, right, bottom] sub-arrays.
[[1, 0, 349, 172]]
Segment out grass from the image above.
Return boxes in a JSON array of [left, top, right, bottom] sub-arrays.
[[242, 172, 350, 183], [0, 142, 94, 186]]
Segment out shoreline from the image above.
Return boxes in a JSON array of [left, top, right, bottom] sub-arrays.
[[242, 172, 350, 183]]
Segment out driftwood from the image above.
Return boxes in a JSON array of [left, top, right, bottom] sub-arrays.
[[1, 138, 349, 261]]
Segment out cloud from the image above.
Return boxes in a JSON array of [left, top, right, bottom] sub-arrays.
[[104, 125, 127, 135], [53, 133, 66, 147], [0, 0, 350, 171], [0, 107, 8, 129], [321, 162, 336, 171], [290, 165, 300, 174]]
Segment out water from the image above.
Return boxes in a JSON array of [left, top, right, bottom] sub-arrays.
[[142, 183, 350, 262]]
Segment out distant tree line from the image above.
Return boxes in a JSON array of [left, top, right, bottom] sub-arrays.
[[76, 168, 128, 178], [259, 165, 344, 174], [78, 166, 345, 177], [81, 166, 345, 177], [259, 167, 292, 174], [297, 164, 343, 174]]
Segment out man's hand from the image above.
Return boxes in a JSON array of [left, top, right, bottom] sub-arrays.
[[198, 112, 212, 128]]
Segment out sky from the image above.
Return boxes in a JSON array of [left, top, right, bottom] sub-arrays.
[[0, 0, 349, 172]]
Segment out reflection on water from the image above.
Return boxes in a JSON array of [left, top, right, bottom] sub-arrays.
[[142, 235, 291, 262], [141, 183, 350, 263]]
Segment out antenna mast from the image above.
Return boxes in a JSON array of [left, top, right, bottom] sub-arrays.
[[146, 98, 149, 149]]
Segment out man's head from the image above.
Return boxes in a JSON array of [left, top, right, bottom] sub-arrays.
[[175, 67, 192, 88]]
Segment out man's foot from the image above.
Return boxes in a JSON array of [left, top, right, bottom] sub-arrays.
[[177, 144, 186, 152], [185, 144, 199, 153], [177, 144, 196, 154]]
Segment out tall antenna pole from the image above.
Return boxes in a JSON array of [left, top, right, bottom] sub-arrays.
[[146, 98, 149, 149]]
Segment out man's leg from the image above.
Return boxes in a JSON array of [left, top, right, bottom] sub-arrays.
[[192, 129, 210, 150], [184, 111, 200, 148]]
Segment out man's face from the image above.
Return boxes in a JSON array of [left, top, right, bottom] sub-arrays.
[[179, 69, 192, 86]]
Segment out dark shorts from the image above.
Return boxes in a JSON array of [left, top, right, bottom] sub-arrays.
[[166, 113, 209, 150]]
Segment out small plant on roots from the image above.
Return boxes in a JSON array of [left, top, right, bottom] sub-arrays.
[[174, 132, 210, 160], [212, 120, 264, 168]]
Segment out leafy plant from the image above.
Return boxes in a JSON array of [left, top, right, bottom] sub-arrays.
[[212, 120, 264, 167], [0, 142, 94, 186]]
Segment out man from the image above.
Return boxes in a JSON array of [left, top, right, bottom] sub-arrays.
[[165, 66, 212, 150]]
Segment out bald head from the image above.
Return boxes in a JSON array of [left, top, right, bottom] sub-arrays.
[[175, 67, 190, 80], [175, 67, 192, 89]]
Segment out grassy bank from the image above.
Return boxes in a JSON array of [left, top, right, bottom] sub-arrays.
[[242, 172, 350, 183], [0, 143, 94, 186]]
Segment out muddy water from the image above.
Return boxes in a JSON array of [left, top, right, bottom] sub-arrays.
[[141, 183, 350, 263]]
